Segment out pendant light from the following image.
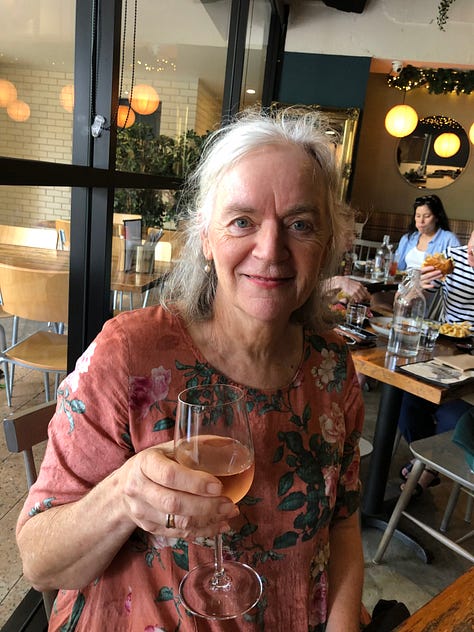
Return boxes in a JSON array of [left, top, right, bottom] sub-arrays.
[[0, 79, 17, 107], [7, 99, 30, 122], [469, 123, 474, 145], [60, 85, 74, 113], [433, 132, 460, 158], [117, 103, 136, 128], [130, 84, 160, 116], [385, 104, 418, 138]]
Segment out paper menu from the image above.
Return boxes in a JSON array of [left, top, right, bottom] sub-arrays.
[[432, 354, 474, 373]]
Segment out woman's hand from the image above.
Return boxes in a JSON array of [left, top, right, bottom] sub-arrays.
[[420, 265, 443, 290], [335, 276, 371, 304], [17, 444, 238, 591], [119, 443, 239, 539]]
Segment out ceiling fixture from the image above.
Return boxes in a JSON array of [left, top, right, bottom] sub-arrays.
[[384, 62, 418, 138], [385, 104, 418, 138], [433, 132, 461, 158], [117, 103, 136, 128], [0, 79, 17, 107], [7, 99, 31, 122], [60, 84, 74, 113], [469, 123, 474, 145], [129, 84, 160, 115]]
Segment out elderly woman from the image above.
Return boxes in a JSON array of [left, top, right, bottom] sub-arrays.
[[16, 109, 365, 631], [395, 194, 460, 271]]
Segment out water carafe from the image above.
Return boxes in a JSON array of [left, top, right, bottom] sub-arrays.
[[387, 269, 426, 357]]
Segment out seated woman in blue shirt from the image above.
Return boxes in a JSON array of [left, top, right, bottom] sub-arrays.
[[395, 194, 460, 271]]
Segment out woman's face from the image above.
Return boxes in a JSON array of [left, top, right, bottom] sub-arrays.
[[414, 204, 437, 236], [202, 143, 331, 327]]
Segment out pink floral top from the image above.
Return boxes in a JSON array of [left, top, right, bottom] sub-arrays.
[[18, 306, 364, 632]]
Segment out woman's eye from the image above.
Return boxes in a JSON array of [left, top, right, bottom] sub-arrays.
[[291, 219, 311, 232], [234, 217, 250, 228]]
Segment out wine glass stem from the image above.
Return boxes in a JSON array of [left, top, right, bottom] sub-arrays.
[[211, 534, 231, 590]]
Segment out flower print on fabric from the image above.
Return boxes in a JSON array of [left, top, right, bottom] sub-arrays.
[[65, 341, 97, 393], [319, 402, 345, 446], [311, 347, 337, 389], [130, 366, 172, 420], [309, 570, 329, 628]]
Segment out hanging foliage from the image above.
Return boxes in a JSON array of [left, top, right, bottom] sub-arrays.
[[387, 65, 474, 95], [437, 0, 457, 31]]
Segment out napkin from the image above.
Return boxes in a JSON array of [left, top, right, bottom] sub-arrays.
[[452, 407, 474, 472]]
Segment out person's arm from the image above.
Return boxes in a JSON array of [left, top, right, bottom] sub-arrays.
[[326, 511, 364, 632], [324, 276, 371, 304], [17, 443, 237, 592]]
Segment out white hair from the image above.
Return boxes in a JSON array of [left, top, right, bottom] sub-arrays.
[[161, 107, 349, 330]]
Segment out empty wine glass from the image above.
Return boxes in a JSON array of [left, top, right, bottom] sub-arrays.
[[174, 383, 262, 619]]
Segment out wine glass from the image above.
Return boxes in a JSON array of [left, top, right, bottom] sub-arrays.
[[174, 383, 262, 619]]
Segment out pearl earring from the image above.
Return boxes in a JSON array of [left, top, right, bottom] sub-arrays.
[[204, 262, 211, 274]]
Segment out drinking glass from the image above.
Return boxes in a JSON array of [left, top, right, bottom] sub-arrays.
[[346, 302, 367, 327], [174, 384, 262, 619]]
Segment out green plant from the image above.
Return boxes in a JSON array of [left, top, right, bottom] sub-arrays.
[[114, 122, 209, 228], [437, 0, 456, 31]]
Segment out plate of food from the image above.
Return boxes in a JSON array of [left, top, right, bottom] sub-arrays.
[[438, 321, 473, 339], [369, 316, 392, 337]]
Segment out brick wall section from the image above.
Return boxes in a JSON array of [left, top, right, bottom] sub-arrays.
[[0, 68, 215, 228]]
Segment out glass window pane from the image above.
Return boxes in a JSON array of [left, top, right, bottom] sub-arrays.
[[0, 1, 76, 163], [115, 0, 231, 174], [241, 0, 271, 108]]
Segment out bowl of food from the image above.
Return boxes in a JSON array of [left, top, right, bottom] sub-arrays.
[[438, 321, 473, 339], [369, 316, 392, 337]]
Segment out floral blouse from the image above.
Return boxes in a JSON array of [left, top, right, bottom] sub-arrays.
[[18, 306, 364, 632]]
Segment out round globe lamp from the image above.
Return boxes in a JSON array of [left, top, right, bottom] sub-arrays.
[[7, 99, 30, 122], [433, 132, 460, 158], [384, 104, 418, 138], [469, 122, 474, 145], [60, 85, 74, 113], [0, 79, 17, 107], [117, 104, 135, 129], [130, 84, 159, 115]]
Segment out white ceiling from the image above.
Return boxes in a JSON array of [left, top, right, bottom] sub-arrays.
[[1, 0, 473, 98]]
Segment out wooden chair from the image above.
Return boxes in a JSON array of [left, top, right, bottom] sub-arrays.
[[0, 224, 58, 249], [0, 263, 69, 406], [352, 238, 380, 262], [3, 400, 57, 619]]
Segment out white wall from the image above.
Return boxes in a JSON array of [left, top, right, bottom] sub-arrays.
[[286, 0, 474, 68]]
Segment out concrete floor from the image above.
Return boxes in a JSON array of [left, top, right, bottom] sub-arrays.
[[0, 318, 473, 627]]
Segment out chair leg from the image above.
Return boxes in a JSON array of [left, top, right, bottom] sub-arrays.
[[44, 372, 51, 402], [392, 427, 402, 456], [465, 492, 473, 523], [2, 361, 12, 406], [440, 482, 461, 533], [373, 459, 425, 564]]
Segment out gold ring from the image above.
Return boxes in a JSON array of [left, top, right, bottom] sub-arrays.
[[166, 513, 176, 529]]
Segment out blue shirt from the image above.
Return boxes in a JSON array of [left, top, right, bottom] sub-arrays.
[[395, 228, 461, 270]]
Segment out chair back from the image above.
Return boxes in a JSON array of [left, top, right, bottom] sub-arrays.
[[352, 238, 380, 262], [0, 263, 69, 323], [3, 400, 57, 618], [0, 224, 58, 249]]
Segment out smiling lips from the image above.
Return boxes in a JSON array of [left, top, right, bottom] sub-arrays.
[[243, 273, 294, 287]]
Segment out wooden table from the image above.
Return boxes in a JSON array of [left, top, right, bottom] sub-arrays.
[[351, 336, 473, 528], [0, 243, 171, 306], [394, 565, 474, 631]]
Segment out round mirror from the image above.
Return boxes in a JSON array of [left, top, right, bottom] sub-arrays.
[[396, 115, 470, 189]]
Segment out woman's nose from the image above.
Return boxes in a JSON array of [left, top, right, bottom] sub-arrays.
[[253, 222, 288, 261]]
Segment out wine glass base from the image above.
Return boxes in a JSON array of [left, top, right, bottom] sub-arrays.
[[179, 561, 262, 620]]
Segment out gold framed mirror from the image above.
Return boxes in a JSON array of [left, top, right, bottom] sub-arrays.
[[271, 103, 360, 200]]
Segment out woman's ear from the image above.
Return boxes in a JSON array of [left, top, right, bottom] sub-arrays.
[[201, 230, 212, 262]]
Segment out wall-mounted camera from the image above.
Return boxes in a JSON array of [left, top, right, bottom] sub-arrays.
[[391, 60, 403, 76]]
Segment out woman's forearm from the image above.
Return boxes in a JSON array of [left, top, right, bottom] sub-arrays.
[[17, 468, 136, 591], [326, 511, 364, 632]]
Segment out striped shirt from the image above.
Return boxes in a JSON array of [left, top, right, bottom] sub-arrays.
[[441, 245, 474, 323]]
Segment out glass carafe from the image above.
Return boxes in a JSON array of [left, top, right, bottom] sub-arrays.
[[387, 269, 426, 357]]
